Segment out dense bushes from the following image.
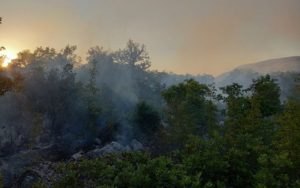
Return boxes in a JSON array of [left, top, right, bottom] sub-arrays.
[[53, 151, 216, 187]]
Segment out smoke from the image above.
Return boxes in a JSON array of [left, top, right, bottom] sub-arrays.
[[1, 0, 300, 76], [175, 0, 300, 75]]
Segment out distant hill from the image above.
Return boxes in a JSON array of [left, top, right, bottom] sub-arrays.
[[159, 72, 214, 87], [215, 56, 300, 99], [235, 56, 300, 74], [159, 56, 300, 99]]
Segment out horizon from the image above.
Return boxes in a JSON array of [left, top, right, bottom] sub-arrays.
[[1, 0, 300, 75]]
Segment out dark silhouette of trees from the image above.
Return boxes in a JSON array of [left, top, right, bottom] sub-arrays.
[[132, 101, 161, 144]]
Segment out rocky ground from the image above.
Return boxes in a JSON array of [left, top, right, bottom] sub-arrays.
[[0, 139, 144, 187]]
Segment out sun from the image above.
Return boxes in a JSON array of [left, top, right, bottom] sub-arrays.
[[0, 50, 17, 67]]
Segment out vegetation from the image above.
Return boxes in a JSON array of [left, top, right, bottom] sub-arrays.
[[52, 75, 300, 187], [0, 41, 299, 187]]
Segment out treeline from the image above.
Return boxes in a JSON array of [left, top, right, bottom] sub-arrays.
[[0, 41, 299, 187], [0, 40, 164, 156]]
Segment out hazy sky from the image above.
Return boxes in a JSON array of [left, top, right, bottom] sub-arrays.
[[1, 0, 300, 75]]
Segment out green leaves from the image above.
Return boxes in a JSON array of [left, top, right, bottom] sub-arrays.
[[162, 79, 218, 147], [53, 152, 204, 188], [249, 75, 281, 117]]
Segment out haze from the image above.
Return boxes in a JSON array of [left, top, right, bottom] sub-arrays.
[[1, 0, 300, 75]]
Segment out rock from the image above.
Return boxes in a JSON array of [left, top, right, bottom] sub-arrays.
[[0, 142, 70, 187], [13, 170, 42, 188], [110, 141, 125, 151], [86, 141, 126, 159], [12, 161, 58, 187], [0, 150, 42, 187], [85, 140, 144, 159], [30, 162, 57, 185], [71, 151, 84, 161], [130, 139, 144, 151]]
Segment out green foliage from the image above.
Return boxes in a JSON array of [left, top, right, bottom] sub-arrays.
[[249, 75, 281, 117], [29, 88, 300, 187], [1, 42, 299, 187], [274, 100, 300, 184], [162, 79, 218, 147], [221, 76, 285, 187], [220, 83, 250, 119], [53, 152, 201, 188]]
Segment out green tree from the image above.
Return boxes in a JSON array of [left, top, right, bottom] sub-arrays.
[[254, 100, 300, 188], [220, 83, 250, 145], [275, 101, 300, 184], [221, 78, 280, 187], [162, 79, 217, 148], [249, 75, 281, 117]]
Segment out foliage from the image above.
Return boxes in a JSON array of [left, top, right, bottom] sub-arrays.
[[162, 79, 218, 148], [0, 42, 299, 187], [53, 151, 212, 188], [248, 74, 281, 117], [51, 75, 299, 187]]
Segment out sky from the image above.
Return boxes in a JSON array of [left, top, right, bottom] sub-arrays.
[[0, 0, 300, 76]]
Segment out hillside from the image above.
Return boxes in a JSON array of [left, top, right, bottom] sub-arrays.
[[236, 56, 300, 74], [216, 56, 300, 88]]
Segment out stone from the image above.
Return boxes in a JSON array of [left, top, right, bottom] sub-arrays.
[[86, 141, 126, 159], [130, 139, 143, 151], [71, 151, 84, 161]]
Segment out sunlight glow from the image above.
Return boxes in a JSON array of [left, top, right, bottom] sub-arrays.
[[0, 50, 17, 67]]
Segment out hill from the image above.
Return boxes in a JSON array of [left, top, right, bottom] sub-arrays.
[[236, 56, 300, 74]]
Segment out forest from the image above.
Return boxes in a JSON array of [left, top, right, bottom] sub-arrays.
[[0, 40, 299, 187]]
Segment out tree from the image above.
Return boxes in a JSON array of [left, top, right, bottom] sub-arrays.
[[114, 40, 151, 71], [254, 99, 300, 187], [0, 47, 14, 95], [0, 72, 14, 95], [289, 73, 300, 101], [85, 58, 101, 135], [248, 75, 281, 117], [220, 83, 250, 143], [162, 79, 217, 148], [275, 100, 300, 183], [18, 46, 79, 137], [221, 78, 280, 187]]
